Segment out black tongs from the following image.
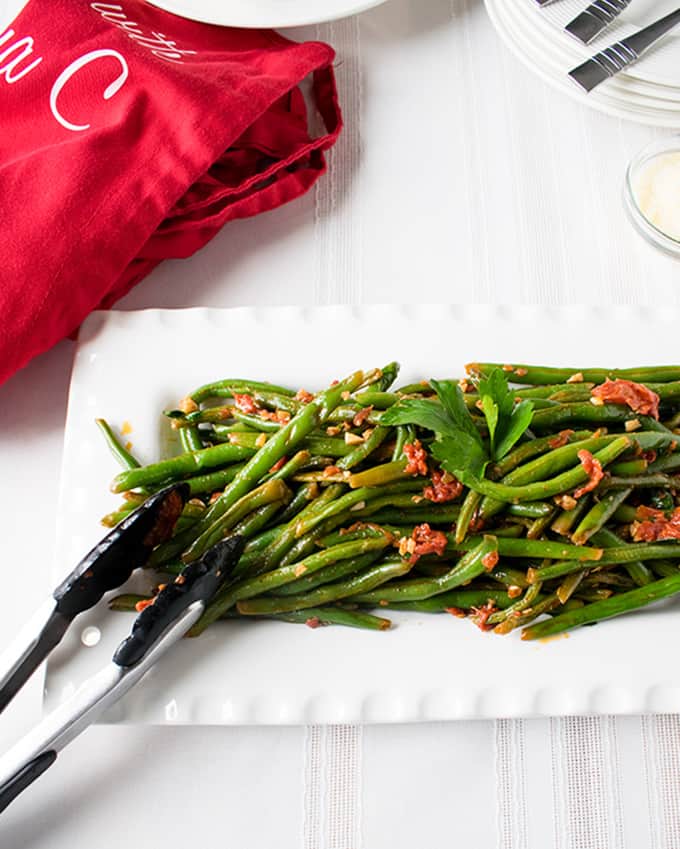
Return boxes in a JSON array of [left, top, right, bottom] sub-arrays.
[[0, 484, 244, 814]]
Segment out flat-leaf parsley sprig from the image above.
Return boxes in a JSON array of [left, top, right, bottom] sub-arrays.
[[382, 369, 534, 481]]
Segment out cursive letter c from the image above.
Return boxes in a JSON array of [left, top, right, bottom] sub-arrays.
[[50, 49, 128, 132]]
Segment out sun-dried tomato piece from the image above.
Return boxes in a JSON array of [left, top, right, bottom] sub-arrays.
[[403, 440, 428, 476], [423, 469, 463, 503], [591, 379, 660, 420], [482, 550, 499, 572], [269, 456, 287, 474], [353, 406, 373, 427], [305, 617, 321, 629], [232, 393, 259, 415], [632, 505, 680, 542], [573, 449, 604, 499], [400, 523, 448, 565], [471, 600, 497, 631], [548, 429, 575, 450]]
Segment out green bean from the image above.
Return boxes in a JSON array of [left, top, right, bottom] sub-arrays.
[[349, 459, 411, 488], [391, 425, 413, 461], [461, 437, 631, 504], [100, 494, 146, 527], [373, 589, 515, 612], [191, 536, 394, 634], [111, 442, 255, 492], [526, 510, 557, 540], [396, 381, 433, 394], [96, 418, 142, 470], [648, 452, 680, 474], [507, 502, 556, 519], [226, 431, 352, 457], [597, 542, 680, 564], [600, 474, 680, 490], [319, 524, 402, 547], [292, 481, 422, 540], [547, 386, 596, 403], [276, 483, 323, 524], [480, 436, 614, 519], [159, 372, 370, 559], [454, 536, 602, 561], [612, 504, 637, 524], [190, 379, 295, 404], [610, 459, 648, 476], [571, 488, 633, 544], [526, 560, 581, 584], [551, 496, 592, 536], [274, 552, 382, 596], [490, 430, 593, 478], [353, 492, 439, 518], [237, 557, 412, 615], [589, 529, 653, 587], [231, 502, 282, 541], [279, 520, 346, 569], [467, 363, 680, 385], [337, 426, 391, 470], [159, 463, 246, 497], [326, 406, 385, 425], [363, 505, 461, 525], [522, 574, 680, 640], [374, 361, 400, 392], [487, 582, 542, 625], [556, 571, 585, 604], [266, 607, 391, 630], [487, 565, 531, 589], [264, 450, 312, 482], [531, 404, 676, 433], [226, 413, 281, 433], [254, 484, 347, 572], [179, 425, 204, 453], [182, 479, 291, 562], [350, 538, 497, 604], [109, 593, 147, 611], [495, 593, 562, 634], [455, 490, 481, 543], [649, 561, 680, 579], [353, 390, 400, 409]]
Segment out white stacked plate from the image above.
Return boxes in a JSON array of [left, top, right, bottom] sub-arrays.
[[484, 0, 680, 126]]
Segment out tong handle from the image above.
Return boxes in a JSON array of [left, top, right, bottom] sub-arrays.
[[0, 751, 56, 814]]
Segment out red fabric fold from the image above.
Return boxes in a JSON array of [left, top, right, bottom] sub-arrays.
[[0, 0, 341, 383]]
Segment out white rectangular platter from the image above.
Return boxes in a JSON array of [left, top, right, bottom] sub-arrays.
[[45, 305, 680, 724]]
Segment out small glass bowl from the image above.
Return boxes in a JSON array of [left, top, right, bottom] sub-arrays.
[[624, 136, 680, 259]]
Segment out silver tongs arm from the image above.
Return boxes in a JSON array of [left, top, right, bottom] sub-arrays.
[[0, 601, 203, 814]]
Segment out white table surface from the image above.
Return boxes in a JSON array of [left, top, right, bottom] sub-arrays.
[[2, 0, 680, 846]]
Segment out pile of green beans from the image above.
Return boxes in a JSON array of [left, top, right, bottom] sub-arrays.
[[100, 361, 680, 640]]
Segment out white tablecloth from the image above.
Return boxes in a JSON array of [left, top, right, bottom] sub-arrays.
[[2, 1, 680, 846]]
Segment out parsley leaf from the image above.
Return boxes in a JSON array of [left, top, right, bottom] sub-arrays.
[[381, 369, 533, 480]]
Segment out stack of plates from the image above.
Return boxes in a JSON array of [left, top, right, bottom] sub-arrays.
[[484, 0, 680, 126]]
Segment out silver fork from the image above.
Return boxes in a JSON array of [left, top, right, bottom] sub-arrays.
[[566, 0, 633, 44], [569, 7, 680, 92]]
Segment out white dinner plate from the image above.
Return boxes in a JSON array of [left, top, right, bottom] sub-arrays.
[[144, 0, 388, 28], [46, 305, 680, 725], [485, 0, 680, 128], [503, 0, 680, 103], [525, 0, 680, 88]]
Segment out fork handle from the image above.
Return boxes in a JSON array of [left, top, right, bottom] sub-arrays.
[[624, 8, 680, 56]]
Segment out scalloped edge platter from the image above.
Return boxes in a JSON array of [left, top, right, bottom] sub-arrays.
[[45, 305, 680, 724]]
